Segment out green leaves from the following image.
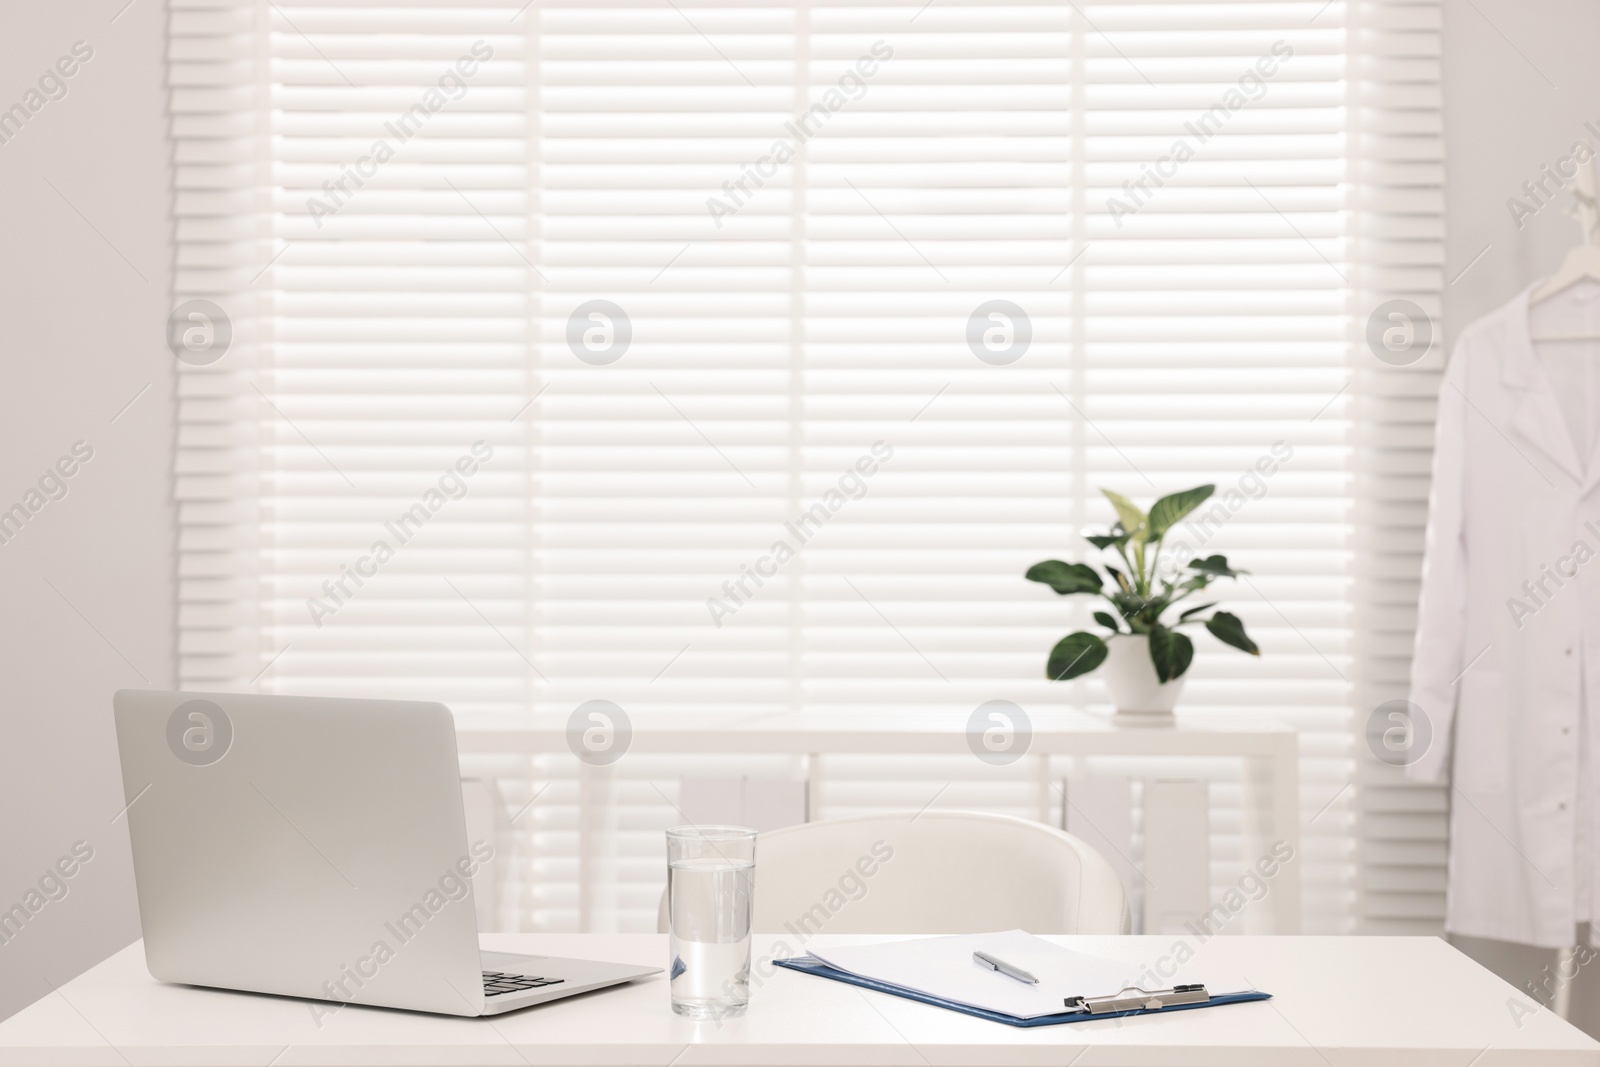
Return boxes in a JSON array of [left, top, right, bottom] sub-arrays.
[[1205, 611, 1260, 655], [1140, 594, 1172, 619], [1190, 554, 1244, 578], [1025, 560, 1103, 595], [1084, 532, 1131, 551], [1100, 484, 1214, 545], [1029, 485, 1260, 685], [1108, 591, 1149, 622], [1104, 565, 1133, 595], [1101, 489, 1147, 541], [1147, 485, 1215, 540], [1047, 632, 1109, 680], [1147, 624, 1194, 683]]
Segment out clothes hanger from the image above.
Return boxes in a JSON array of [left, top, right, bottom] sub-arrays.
[[1530, 157, 1600, 339]]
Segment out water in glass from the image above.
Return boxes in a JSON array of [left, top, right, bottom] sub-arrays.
[[666, 828, 755, 1019]]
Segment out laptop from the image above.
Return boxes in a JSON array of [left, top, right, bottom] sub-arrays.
[[112, 689, 659, 1019]]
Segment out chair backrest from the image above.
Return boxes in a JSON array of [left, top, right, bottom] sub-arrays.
[[656, 810, 1130, 936]]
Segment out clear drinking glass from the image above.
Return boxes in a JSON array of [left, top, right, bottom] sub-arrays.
[[666, 825, 756, 1019]]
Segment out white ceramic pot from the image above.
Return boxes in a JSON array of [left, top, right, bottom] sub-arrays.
[[1102, 634, 1186, 715]]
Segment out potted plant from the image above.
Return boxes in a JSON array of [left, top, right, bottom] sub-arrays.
[[1025, 485, 1259, 714]]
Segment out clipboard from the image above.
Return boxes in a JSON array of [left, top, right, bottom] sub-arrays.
[[772, 955, 1272, 1027]]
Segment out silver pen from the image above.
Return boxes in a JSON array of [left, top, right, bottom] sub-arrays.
[[973, 951, 1039, 984]]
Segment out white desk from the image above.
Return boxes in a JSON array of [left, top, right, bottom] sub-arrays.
[[459, 711, 1302, 933], [3, 933, 1595, 1066]]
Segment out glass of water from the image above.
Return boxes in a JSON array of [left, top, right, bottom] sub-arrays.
[[666, 825, 756, 1019]]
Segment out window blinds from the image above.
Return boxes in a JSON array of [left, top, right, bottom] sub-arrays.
[[170, 0, 1444, 935]]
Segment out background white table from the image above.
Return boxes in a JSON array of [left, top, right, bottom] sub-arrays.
[[2, 933, 1595, 1066]]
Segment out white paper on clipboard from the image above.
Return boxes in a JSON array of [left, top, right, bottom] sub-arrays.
[[806, 930, 1252, 1020]]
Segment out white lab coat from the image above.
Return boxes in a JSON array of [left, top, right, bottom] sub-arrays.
[[1410, 283, 1600, 949]]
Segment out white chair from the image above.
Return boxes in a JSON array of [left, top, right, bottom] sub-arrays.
[[657, 810, 1131, 935]]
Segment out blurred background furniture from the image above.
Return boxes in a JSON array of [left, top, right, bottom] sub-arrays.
[[654, 810, 1131, 936], [459, 710, 1297, 935]]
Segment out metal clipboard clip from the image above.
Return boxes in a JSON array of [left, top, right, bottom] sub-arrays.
[[1063, 983, 1210, 1015]]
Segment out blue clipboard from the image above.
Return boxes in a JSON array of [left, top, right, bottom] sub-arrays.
[[772, 955, 1272, 1027]]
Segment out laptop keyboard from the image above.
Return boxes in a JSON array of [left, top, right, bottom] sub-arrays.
[[482, 971, 565, 997]]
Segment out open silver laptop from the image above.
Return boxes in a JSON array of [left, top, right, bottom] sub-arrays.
[[113, 689, 659, 1018]]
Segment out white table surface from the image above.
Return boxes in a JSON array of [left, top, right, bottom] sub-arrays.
[[2, 933, 1595, 1067]]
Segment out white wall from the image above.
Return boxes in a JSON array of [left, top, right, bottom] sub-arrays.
[[1438, 0, 1600, 1034], [0, 1, 172, 1022], [1442, 0, 1600, 342]]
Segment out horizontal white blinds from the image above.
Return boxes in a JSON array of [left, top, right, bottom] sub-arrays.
[[1351, 0, 1447, 936], [173, 0, 535, 711], [172, 0, 1443, 935]]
